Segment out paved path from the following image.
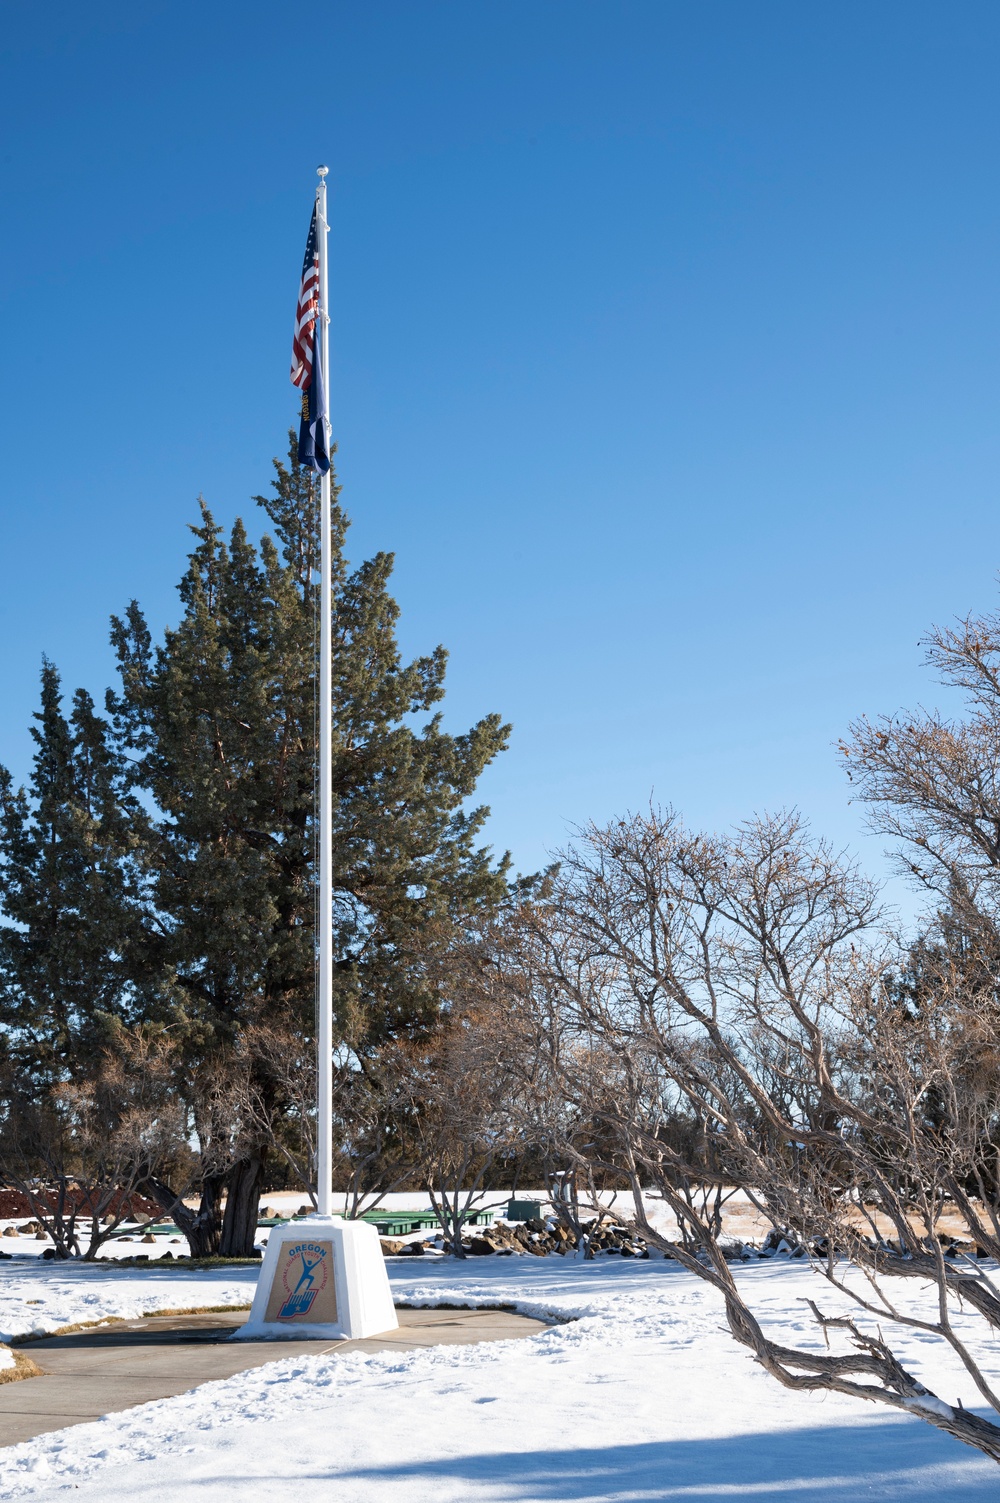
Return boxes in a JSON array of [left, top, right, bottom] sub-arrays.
[[0, 1306, 548, 1447]]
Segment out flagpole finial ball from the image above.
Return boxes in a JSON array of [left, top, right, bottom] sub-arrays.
[[317, 165, 329, 178]]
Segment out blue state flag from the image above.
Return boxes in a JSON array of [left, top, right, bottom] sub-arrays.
[[298, 322, 330, 475]]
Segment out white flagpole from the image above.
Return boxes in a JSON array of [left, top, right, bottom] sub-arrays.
[[316, 164, 333, 1218], [241, 170, 397, 1339]]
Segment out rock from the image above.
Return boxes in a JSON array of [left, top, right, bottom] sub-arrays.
[[399, 1240, 425, 1255], [760, 1228, 802, 1257], [170, 1237, 182, 1243], [34, 1231, 48, 1241], [485, 1226, 523, 1254], [468, 1237, 496, 1256], [141, 1233, 157, 1244], [2, 1228, 18, 1237], [379, 1238, 404, 1256]]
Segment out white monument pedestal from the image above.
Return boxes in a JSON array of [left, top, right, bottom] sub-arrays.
[[235, 1216, 398, 1341]]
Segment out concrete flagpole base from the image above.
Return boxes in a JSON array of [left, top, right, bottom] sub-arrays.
[[234, 1216, 398, 1341]]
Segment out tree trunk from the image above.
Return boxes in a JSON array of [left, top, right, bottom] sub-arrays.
[[219, 1155, 264, 1257], [145, 1173, 224, 1258]]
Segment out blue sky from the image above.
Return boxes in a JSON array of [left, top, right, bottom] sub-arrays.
[[2, 3, 1000, 913]]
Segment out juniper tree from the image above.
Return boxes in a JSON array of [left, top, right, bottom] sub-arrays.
[[108, 438, 511, 1254], [0, 660, 141, 1079], [0, 662, 167, 1251]]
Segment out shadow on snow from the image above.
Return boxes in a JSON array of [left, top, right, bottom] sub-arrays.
[[311, 1420, 998, 1500]]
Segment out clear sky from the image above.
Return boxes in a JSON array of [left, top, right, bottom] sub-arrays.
[[2, 2, 1000, 914]]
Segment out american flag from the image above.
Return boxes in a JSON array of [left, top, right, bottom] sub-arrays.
[[291, 205, 320, 388]]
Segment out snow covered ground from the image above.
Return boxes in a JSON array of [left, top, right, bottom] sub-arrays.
[[0, 1261, 257, 1344], [0, 1252, 998, 1500]]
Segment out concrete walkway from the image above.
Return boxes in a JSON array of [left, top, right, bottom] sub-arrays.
[[0, 1306, 549, 1447]]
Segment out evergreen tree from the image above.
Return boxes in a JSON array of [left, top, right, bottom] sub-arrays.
[[0, 660, 139, 1079], [107, 439, 511, 1253], [0, 663, 167, 1254]]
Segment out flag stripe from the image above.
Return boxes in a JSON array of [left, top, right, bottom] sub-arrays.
[[291, 205, 320, 389]]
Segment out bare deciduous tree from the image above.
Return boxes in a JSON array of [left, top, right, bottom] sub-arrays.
[[0, 1028, 185, 1259], [843, 603, 1000, 969], [493, 809, 1000, 1463], [399, 999, 524, 1256]]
